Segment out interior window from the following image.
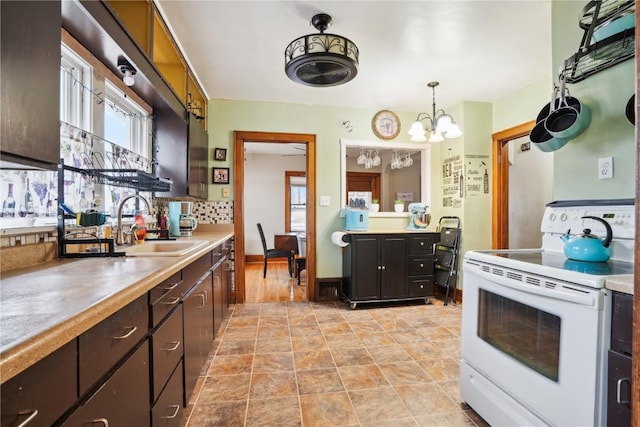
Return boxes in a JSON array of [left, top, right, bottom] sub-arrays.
[[288, 174, 306, 233]]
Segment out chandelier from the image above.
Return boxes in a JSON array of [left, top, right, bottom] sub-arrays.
[[284, 13, 359, 87], [408, 82, 462, 142]]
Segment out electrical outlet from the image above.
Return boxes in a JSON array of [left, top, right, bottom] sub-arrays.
[[598, 157, 613, 180], [320, 195, 330, 206], [222, 187, 230, 198]]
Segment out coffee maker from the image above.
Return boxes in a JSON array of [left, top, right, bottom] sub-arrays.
[[168, 202, 198, 237]]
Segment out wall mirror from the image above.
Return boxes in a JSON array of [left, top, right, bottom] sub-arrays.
[[340, 139, 431, 216]]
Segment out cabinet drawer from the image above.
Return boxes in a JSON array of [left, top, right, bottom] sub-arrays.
[[62, 340, 150, 427], [408, 278, 433, 297], [152, 304, 184, 402], [150, 271, 185, 328], [182, 252, 213, 289], [152, 360, 184, 427], [79, 294, 148, 395], [408, 256, 433, 276], [407, 235, 436, 254], [1, 339, 77, 427]]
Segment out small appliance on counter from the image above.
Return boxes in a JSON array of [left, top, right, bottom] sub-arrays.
[[407, 203, 431, 230], [344, 207, 369, 231], [168, 201, 198, 237]]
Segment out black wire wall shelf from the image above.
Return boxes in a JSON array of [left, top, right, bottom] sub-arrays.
[[565, 0, 635, 84]]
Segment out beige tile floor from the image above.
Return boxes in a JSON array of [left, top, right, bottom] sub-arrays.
[[180, 298, 489, 427]]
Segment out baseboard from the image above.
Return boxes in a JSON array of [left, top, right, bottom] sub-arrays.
[[434, 286, 463, 304], [245, 255, 290, 263]]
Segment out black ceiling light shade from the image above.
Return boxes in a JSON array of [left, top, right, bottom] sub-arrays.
[[285, 13, 359, 87]]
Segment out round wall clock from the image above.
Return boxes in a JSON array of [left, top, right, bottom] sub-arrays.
[[372, 110, 401, 140]]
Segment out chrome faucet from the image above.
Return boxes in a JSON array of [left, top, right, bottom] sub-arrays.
[[116, 194, 151, 246]]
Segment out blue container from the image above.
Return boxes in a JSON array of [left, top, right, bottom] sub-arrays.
[[345, 208, 369, 231]]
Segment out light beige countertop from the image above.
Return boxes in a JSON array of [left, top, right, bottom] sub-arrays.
[[0, 229, 233, 384], [605, 274, 634, 295]]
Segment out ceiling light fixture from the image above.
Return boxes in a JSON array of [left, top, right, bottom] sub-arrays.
[[408, 82, 462, 143], [285, 13, 359, 87], [117, 56, 137, 87]]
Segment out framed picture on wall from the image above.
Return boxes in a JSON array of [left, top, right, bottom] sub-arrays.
[[214, 147, 227, 161], [212, 167, 229, 184]]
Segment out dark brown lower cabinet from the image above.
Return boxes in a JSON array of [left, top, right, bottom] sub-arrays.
[[62, 340, 150, 426], [183, 269, 214, 404], [342, 233, 436, 308], [607, 291, 633, 427], [152, 360, 184, 427], [607, 350, 632, 427], [1, 339, 77, 427]]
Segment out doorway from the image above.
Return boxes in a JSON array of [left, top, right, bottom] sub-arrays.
[[491, 121, 537, 249], [233, 131, 316, 303]]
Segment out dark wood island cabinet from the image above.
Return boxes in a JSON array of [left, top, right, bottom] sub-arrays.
[[342, 231, 438, 308]]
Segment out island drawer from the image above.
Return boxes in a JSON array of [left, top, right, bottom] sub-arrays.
[[408, 255, 434, 276]]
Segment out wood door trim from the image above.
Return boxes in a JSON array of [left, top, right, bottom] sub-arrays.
[[491, 120, 535, 249], [233, 131, 316, 303], [285, 171, 306, 233]]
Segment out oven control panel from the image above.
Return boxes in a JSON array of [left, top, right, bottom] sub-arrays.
[[541, 205, 635, 239]]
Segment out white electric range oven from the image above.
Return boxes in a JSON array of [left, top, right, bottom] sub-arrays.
[[460, 199, 635, 427]]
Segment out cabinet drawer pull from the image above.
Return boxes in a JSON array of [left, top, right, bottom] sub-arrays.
[[164, 280, 183, 291], [223, 261, 232, 271], [616, 377, 631, 404], [162, 405, 181, 419], [15, 409, 38, 427], [163, 340, 181, 351], [161, 297, 181, 305], [92, 418, 109, 426], [197, 293, 206, 308], [419, 263, 424, 268], [113, 326, 137, 340]]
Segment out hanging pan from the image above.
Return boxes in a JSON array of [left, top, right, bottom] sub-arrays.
[[625, 94, 635, 125], [530, 86, 569, 152], [545, 70, 591, 140]]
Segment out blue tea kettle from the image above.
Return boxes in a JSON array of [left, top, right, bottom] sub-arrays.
[[561, 216, 613, 262]]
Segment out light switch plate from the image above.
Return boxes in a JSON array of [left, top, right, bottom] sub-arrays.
[[320, 195, 330, 206], [222, 187, 230, 198], [598, 157, 613, 180]]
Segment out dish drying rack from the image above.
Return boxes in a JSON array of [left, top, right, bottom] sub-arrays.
[[564, 0, 635, 83], [57, 123, 172, 257]]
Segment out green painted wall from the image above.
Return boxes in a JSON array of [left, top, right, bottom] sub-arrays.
[[206, 0, 637, 282], [551, 1, 635, 200]]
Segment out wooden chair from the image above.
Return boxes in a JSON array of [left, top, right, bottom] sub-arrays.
[[294, 233, 306, 286], [257, 223, 293, 278]]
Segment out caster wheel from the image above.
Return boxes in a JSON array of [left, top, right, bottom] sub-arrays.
[[424, 298, 431, 305], [350, 302, 357, 309]]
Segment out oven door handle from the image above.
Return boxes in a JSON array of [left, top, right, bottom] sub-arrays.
[[469, 266, 597, 307]]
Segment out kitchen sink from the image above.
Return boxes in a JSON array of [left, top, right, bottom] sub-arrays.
[[122, 240, 209, 257]]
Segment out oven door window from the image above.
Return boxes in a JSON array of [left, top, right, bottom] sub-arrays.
[[478, 289, 561, 381]]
